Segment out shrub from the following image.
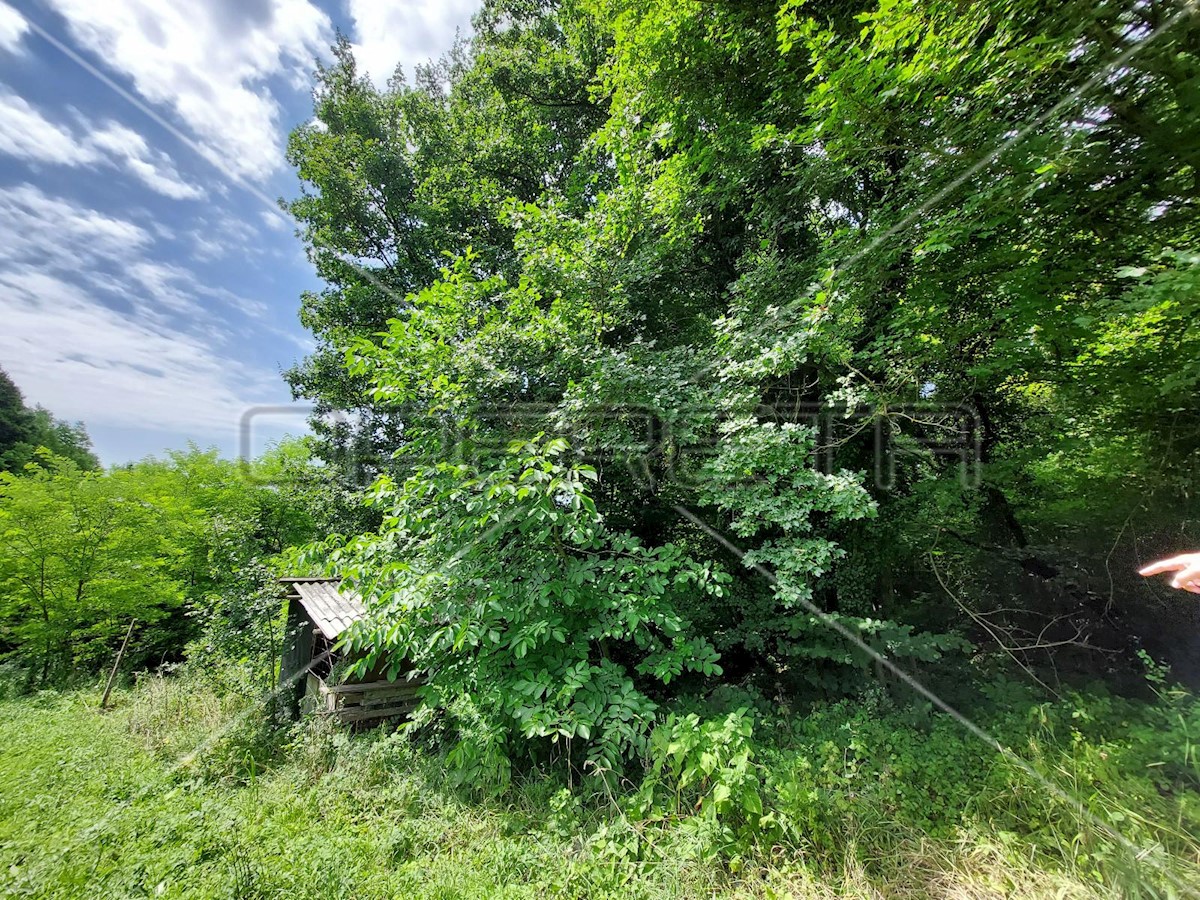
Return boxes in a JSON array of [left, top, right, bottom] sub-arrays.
[[324, 435, 730, 786], [630, 708, 769, 857]]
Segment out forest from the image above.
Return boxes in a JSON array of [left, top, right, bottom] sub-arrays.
[[2, 0, 1199, 897]]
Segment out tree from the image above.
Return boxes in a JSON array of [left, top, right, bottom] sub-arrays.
[[0, 369, 35, 466], [767, 0, 1200, 669], [0, 442, 326, 685], [176, 441, 324, 688], [286, 0, 1200, 762], [0, 367, 98, 472], [0, 454, 189, 682], [287, 0, 971, 723], [284, 4, 609, 480]]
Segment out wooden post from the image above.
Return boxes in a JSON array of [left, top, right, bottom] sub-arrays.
[[100, 619, 136, 710]]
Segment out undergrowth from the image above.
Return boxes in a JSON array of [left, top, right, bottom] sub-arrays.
[[1, 673, 1197, 899]]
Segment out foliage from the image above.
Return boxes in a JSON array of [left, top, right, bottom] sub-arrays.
[[0, 454, 189, 681], [0, 367, 98, 473], [283, 7, 608, 478], [777, 680, 1200, 891], [632, 709, 770, 856], [2, 3, 1198, 896], [280, 0, 1200, 708], [287, 0, 952, 740], [175, 441, 323, 690], [0, 443, 323, 686], [323, 435, 729, 784], [2, 677, 1198, 898], [700, 418, 969, 680]]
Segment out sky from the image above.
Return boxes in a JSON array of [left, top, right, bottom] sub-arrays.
[[0, 0, 479, 465]]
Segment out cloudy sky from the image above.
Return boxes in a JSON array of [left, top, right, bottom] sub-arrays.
[[0, 0, 478, 464]]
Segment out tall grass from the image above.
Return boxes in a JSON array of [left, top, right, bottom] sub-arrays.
[[1, 674, 1197, 899]]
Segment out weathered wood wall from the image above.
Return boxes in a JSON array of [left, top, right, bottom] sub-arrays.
[[279, 598, 314, 721]]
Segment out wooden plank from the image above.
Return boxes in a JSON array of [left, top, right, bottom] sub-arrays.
[[340, 692, 420, 710], [336, 702, 418, 723], [279, 599, 314, 721], [326, 678, 425, 695], [332, 691, 418, 703], [302, 674, 323, 716], [357, 696, 420, 710]]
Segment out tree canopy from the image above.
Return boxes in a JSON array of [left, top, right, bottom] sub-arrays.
[[0, 444, 323, 685], [280, 0, 1200, 775], [0, 367, 98, 473]]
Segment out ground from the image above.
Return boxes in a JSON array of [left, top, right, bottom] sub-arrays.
[[0, 677, 1192, 899]]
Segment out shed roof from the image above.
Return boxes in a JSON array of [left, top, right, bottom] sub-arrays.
[[281, 578, 366, 641]]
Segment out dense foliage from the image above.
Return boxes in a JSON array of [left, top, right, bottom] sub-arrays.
[[1, 0, 1198, 894], [279, 0, 1200, 782], [323, 435, 728, 782], [0, 367, 97, 472], [0, 444, 321, 686]]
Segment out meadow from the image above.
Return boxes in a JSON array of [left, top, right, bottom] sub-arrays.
[[2, 672, 1197, 900]]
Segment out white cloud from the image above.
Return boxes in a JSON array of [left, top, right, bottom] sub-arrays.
[[0, 268, 278, 433], [0, 1, 27, 53], [0, 183, 151, 265], [260, 208, 292, 232], [125, 258, 268, 321], [0, 186, 282, 435], [348, 0, 479, 88], [0, 89, 203, 198], [0, 186, 265, 328], [188, 211, 268, 261], [44, 0, 332, 181], [0, 91, 93, 165], [87, 122, 205, 199]]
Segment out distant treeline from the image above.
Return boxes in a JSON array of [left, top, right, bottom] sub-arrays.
[[0, 367, 98, 472]]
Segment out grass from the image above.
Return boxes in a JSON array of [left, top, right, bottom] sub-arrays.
[[1, 674, 1198, 899]]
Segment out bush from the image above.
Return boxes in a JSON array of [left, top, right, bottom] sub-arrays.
[[631, 709, 768, 857], [324, 435, 729, 785]]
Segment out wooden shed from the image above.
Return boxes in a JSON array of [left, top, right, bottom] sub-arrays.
[[279, 577, 422, 724]]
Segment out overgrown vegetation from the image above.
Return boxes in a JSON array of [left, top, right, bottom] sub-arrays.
[[0, 442, 321, 685], [280, 0, 1200, 778], [2, 0, 1199, 895], [1, 676, 1196, 899]]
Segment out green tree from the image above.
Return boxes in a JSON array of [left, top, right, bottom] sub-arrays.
[[0, 443, 325, 686], [290, 0, 971, 725], [0, 368, 97, 472], [176, 441, 324, 688], [0, 454, 189, 682], [284, 4, 609, 479], [0, 369, 35, 468], [288, 0, 1200, 740]]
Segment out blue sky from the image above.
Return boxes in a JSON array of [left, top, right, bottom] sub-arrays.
[[0, 0, 479, 465]]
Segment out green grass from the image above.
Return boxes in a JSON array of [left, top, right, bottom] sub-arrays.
[[0, 682, 757, 899], [1, 676, 1198, 899]]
